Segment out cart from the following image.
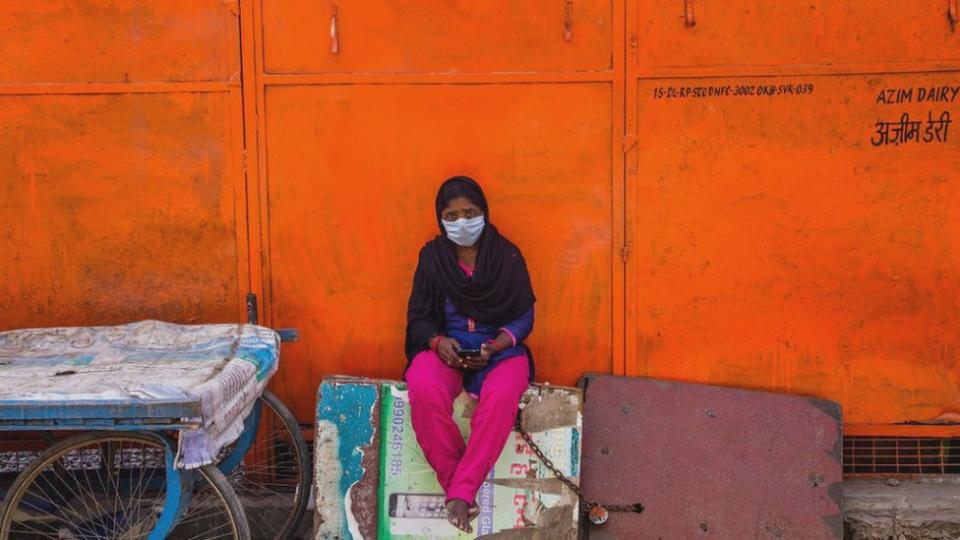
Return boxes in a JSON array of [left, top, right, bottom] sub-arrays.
[[0, 321, 310, 540]]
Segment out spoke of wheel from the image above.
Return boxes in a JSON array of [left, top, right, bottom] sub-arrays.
[[126, 459, 162, 531], [87, 442, 123, 535], [25, 438, 166, 540], [122, 454, 162, 533], [37, 458, 98, 523], [186, 531, 236, 540], [66, 466, 112, 540], [176, 492, 235, 537], [106, 440, 125, 532], [4, 436, 169, 540], [222, 401, 305, 539], [81, 446, 123, 535], [36, 464, 107, 528], [181, 507, 235, 540], [117, 442, 144, 530], [10, 516, 61, 539], [175, 502, 220, 529], [8, 493, 74, 537], [117, 448, 136, 530]]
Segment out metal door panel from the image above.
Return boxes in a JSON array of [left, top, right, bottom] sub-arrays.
[[0, 93, 242, 328], [629, 72, 960, 425], [262, 0, 613, 74], [262, 83, 615, 421], [636, 0, 960, 69], [0, 1, 238, 84]]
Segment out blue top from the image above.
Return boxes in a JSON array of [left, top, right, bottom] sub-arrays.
[[443, 299, 534, 395]]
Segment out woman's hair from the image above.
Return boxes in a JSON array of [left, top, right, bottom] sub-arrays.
[[435, 176, 489, 227]]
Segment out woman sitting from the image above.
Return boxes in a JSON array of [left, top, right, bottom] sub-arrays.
[[404, 176, 536, 533]]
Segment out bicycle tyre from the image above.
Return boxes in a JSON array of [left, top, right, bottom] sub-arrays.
[[169, 465, 251, 540], [0, 431, 250, 540], [219, 390, 309, 540]]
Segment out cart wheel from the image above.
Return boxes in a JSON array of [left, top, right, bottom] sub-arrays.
[[169, 465, 251, 540], [0, 432, 250, 540], [218, 390, 309, 540]]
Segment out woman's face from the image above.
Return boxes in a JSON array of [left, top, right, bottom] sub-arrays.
[[440, 197, 483, 222]]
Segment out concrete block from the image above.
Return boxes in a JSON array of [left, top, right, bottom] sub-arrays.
[[314, 376, 582, 540]]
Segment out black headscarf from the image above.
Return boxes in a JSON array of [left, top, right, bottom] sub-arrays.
[[405, 176, 536, 360]]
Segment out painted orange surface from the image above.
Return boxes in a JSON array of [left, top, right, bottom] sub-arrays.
[[626, 0, 960, 428], [636, 0, 960, 69], [2, 0, 958, 433], [630, 73, 960, 424], [0, 1, 246, 330], [261, 84, 615, 420], [0, 94, 243, 329], [262, 0, 612, 73], [0, 1, 238, 84]]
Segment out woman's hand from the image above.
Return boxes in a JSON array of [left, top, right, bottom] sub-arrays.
[[435, 337, 462, 367], [479, 342, 496, 364], [459, 346, 489, 370]]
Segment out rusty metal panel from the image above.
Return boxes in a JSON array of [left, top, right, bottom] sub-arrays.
[[263, 84, 614, 422], [629, 70, 960, 425], [635, 0, 959, 69], [0, 1, 238, 84], [579, 373, 842, 539], [0, 93, 242, 328], [262, 0, 612, 74]]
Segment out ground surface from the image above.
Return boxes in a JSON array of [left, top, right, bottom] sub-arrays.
[[844, 477, 960, 539]]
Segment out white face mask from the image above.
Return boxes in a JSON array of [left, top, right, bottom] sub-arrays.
[[443, 215, 485, 247]]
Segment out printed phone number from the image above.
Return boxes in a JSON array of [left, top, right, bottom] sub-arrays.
[[388, 397, 406, 476]]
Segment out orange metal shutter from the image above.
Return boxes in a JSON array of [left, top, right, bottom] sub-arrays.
[[0, 1, 248, 329], [626, 0, 960, 427], [249, 0, 622, 421]]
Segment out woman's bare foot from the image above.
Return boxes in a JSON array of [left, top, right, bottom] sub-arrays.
[[446, 499, 473, 533]]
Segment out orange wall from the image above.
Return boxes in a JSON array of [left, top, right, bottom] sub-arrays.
[[626, 1, 960, 428], [0, 2, 248, 329], [2, 1, 959, 432], [252, 0, 622, 420]]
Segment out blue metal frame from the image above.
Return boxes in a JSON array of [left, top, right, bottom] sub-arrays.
[[0, 420, 199, 431], [0, 397, 201, 421], [146, 433, 183, 540]]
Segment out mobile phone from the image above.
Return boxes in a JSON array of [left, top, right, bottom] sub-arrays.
[[388, 493, 447, 519], [388, 493, 451, 536], [457, 348, 482, 359]]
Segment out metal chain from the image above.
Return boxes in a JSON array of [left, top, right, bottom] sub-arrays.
[[514, 414, 584, 499], [514, 410, 645, 517]]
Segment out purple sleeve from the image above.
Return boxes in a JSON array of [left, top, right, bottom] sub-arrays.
[[499, 306, 534, 346]]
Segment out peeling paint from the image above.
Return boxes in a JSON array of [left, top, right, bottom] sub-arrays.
[[313, 418, 344, 538], [315, 379, 380, 540]]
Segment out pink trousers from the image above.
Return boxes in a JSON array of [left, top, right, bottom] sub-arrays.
[[406, 350, 530, 504]]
